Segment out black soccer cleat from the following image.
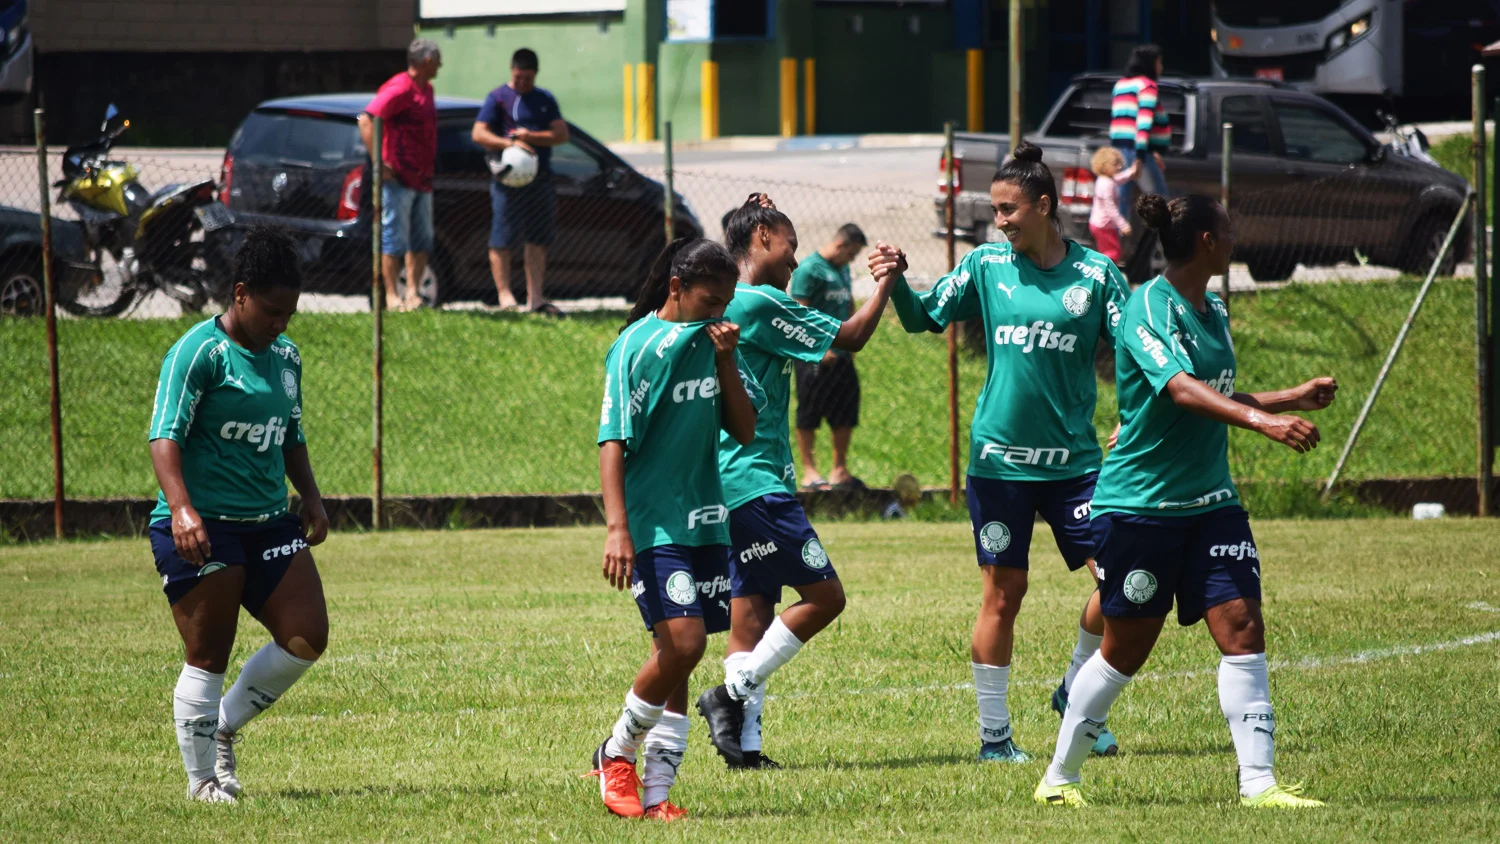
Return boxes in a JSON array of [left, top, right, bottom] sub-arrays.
[[695, 685, 746, 768], [743, 750, 782, 770]]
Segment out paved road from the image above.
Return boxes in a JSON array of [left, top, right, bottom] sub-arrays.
[[6, 144, 1462, 320]]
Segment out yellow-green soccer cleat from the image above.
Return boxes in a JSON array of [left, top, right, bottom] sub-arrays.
[[1242, 782, 1325, 809], [1033, 779, 1088, 807]]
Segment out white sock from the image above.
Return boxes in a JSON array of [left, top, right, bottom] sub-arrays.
[[1219, 653, 1276, 798], [1045, 653, 1131, 786], [218, 642, 316, 735], [173, 664, 224, 788], [605, 690, 664, 763], [727, 617, 803, 701], [641, 711, 689, 809], [972, 662, 1012, 744], [725, 652, 766, 751], [1062, 627, 1104, 695]]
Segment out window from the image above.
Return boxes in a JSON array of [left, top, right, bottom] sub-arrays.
[[1217, 96, 1272, 155], [551, 141, 602, 183], [233, 112, 364, 166], [716, 0, 769, 39], [436, 122, 486, 175], [1046, 82, 1189, 150], [1273, 103, 1368, 164]]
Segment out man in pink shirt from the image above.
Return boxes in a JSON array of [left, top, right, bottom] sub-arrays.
[[358, 40, 441, 312]]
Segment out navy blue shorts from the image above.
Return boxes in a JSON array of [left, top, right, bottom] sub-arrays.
[[149, 513, 307, 615], [632, 544, 732, 635], [728, 493, 839, 604], [966, 473, 1098, 570], [1092, 506, 1262, 626], [489, 174, 556, 249]]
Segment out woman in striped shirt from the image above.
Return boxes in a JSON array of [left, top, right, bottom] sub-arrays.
[[1110, 44, 1170, 209]]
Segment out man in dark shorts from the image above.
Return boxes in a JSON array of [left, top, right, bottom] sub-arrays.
[[472, 48, 569, 317], [790, 223, 867, 489]]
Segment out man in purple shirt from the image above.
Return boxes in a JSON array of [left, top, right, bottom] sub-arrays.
[[472, 48, 569, 317], [359, 39, 441, 312]]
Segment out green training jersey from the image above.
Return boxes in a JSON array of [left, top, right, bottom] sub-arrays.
[[790, 253, 855, 359], [718, 282, 843, 509], [1092, 277, 1240, 517], [598, 314, 766, 553], [148, 317, 307, 522], [891, 240, 1130, 482]]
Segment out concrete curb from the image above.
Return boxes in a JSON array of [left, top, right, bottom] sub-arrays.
[[608, 133, 944, 157]]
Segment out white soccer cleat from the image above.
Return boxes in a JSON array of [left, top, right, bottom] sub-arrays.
[[188, 777, 237, 804], [214, 730, 242, 797]]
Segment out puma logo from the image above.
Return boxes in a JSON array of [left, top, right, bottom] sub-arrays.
[[996, 281, 1017, 298]]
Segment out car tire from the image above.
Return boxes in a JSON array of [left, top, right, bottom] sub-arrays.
[[1399, 212, 1459, 277], [1245, 255, 1297, 283], [0, 254, 44, 317], [395, 250, 452, 309]]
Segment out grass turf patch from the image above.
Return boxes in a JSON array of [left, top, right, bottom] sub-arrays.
[[1, 519, 1498, 840], [0, 276, 1478, 512]]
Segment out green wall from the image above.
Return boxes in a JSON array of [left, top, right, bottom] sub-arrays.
[[421, 17, 628, 141], [657, 41, 707, 141], [810, 5, 966, 135]]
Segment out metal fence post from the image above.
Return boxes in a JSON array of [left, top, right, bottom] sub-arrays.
[[944, 121, 960, 507], [1323, 191, 1473, 499], [1007, 0, 1022, 158], [370, 117, 384, 531], [1474, 65, 1493, 516], [664, 121, 674, 246], [1221, 122, 1233, 310], [35, 108, 63, 540]]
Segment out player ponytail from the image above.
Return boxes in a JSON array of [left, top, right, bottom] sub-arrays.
[[624, 238, 738, 330], [1138, 193, 1221, 263], [724, 192, 793, 260]]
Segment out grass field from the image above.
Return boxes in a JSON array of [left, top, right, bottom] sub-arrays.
[[0, 276, 1479, 510], [1431, 134, 1489, 225], [2, 519, 1499, 841]]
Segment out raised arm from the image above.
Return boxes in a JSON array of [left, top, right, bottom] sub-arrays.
[[831, 264, 900, 352]]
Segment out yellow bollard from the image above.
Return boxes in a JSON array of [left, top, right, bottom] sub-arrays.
[[701, 60, 719, 140], [779, 57, 797, 138], [635, 62, 656, 142], [967, 49, 983, 133], [622, 65, 635, 143], [803, 58, 816, 136]]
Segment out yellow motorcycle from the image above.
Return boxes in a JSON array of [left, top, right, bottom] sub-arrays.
[[54, 104, 229, 316]]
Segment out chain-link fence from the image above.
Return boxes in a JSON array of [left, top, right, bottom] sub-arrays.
[[1, 108, 1494, 533]]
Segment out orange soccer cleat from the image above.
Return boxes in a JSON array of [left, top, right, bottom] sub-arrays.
[[586, 741, 645, 818], [644, 801, 688, 822]]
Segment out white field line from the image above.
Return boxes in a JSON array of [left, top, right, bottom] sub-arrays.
[[766, 627, 1500, 703]]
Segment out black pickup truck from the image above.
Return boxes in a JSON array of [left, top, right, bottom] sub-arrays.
[[935, 73, 1470, 282]]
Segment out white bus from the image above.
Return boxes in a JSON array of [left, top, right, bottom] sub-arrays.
[[1210, 1, 1498, 103]]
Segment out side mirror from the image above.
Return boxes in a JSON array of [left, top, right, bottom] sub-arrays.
[[604, 165, 630, 189], [1368, 144, 1386, 164]]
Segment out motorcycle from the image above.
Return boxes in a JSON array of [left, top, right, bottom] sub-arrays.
[[54, 104, 231, 316]]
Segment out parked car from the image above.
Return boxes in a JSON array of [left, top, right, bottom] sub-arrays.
[[0, 207, 96, 317], [210, 94, 702, 306], [935, 74, 1471, 283], [0, 0, 33, 105]]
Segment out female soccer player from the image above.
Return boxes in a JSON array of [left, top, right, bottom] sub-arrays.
[[147, 226, 330, 803], [885, 142, 1131, 763], [695, 194, 899, 769], [590, 238, 764, 821], [1036, 194, 1335, 809]]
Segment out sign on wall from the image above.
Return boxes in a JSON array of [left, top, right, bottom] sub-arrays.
[[419, 0, 626, 19], [666, 0, 713, 42]]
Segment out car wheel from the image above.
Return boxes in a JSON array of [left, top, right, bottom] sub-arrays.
[[396, 254, 450, 309], [1399, 213, 1459, 276], [1245, 255, 1298, 283], [0, 257, 43, 316]]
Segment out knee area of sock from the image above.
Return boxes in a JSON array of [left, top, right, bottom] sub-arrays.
[[184, 652, 231, 675]]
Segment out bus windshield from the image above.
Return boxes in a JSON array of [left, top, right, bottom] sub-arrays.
[[1212, 1, 1352, 28]]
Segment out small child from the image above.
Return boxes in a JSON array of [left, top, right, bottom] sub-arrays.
[[1088, 147, 1139, 264]]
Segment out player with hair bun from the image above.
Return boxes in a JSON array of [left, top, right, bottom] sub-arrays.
[[695, 193, 898, 769], [588, 238, 764, 822], [147, 226, 331, 803], [1036, 193, 1336, 808], [885, 141, 1132, 763]]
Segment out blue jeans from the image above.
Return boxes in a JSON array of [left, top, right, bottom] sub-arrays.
[[380, 181, 434, 257], [1112, 141, 1168, 215]]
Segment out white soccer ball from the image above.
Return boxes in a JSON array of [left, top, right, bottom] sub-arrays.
[[488, 145, 538, 188]]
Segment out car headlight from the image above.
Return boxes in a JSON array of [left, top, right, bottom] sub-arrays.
[[1327, 13, 1372, 54]]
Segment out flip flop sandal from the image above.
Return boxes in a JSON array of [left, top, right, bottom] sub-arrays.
[[800, 480, 831, 491], [530, 302, 568, 319]]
